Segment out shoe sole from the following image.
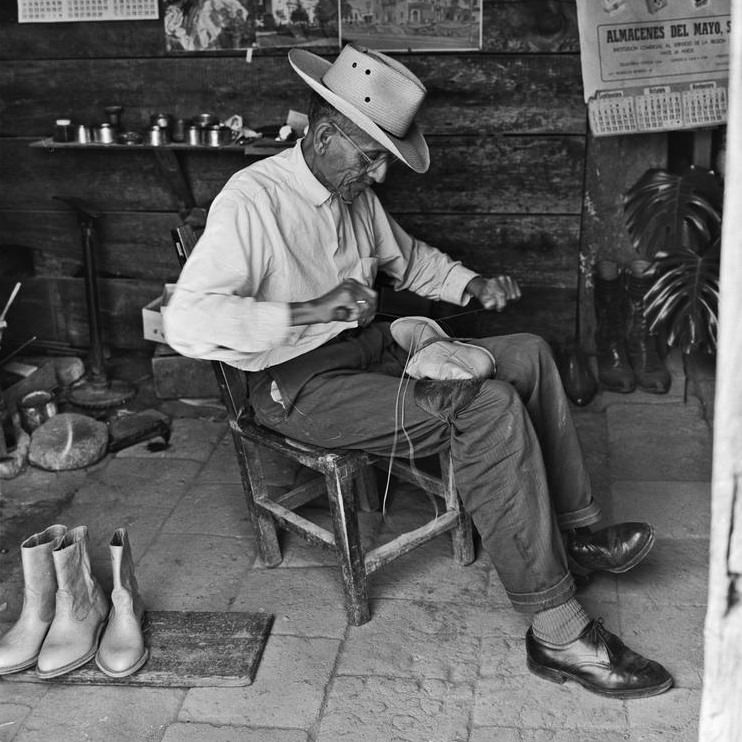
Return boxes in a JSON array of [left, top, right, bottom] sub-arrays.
[[36, 620, 107, 680], [570, 527, 656, 577], [0, 655, 40, 675], [527, 656, 674, 699], [95, 647, 149, 678]]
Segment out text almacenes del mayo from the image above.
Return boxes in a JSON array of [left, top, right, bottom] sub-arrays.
[[604, 20, 731, 45]]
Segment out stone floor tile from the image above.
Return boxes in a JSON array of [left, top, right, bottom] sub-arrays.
[[137, 532, 255, 610], [573, 408, 613, 518], [162, 482, 253, 539], [0, 685, 49, 742], [471, 728, 632, 742], [115, 417, 226, 463], [616, 538, 709, 606], [479, 634, 529, 678], [278, 506, 382, 568], [179, 636, 340, 728], [11, 685, 184, 742], [231, 566, 349, 638], [627, 687, 700, 740], [338, 598, 482, 682], [84, 457, 202, 508], [369, 539, 491, 606], [474, 675, 628, 729], [0, 467, 86, 511], [193, 433, 241, 484], [50, 501, 172, 592], [618, 601, 705, 689], [611, 481, 711, 539], [161, 722, 309, 741], [607, 401, 712, 481], [317, 675, 473, 742]]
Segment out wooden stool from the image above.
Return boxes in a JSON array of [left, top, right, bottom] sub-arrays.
[[172, 224, 475, 625]]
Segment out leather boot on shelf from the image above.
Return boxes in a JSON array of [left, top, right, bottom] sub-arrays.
[[0, 524, 67, 674], [36, 525, 109, 679], [95, 528, 148, 678], [626, 261, 671, 394], [593, 260, 635, 393]]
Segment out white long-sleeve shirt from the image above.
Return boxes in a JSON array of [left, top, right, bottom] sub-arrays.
[[163, 140, 479, 371]]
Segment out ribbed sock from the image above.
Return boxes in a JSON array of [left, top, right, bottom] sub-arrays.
[[531, 598, 590, 646]]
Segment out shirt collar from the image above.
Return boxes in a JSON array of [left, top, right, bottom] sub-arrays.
[[289, 139, 334, 207]]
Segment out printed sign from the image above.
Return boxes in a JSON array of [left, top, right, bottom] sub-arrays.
[[576, 0, 730, 136], [18, 0, 158, 22]]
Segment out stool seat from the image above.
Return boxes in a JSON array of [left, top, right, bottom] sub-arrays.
[[172, 224, 476, 625]]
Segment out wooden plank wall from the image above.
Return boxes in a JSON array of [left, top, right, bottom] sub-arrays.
[[0, 0, 587, 353]]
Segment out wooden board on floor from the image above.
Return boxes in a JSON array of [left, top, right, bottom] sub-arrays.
[[4, 611, 273, 688]]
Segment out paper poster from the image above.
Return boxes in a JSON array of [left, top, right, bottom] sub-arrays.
[[576, 0, 730, 136], [341, 0, 482, 52], [18, 0, 158, 22]]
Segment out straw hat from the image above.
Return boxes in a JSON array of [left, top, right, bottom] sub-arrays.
[[288, 44, 430, 173]]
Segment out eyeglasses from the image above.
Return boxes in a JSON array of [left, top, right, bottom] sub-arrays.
[[329, 121, 394, 173]]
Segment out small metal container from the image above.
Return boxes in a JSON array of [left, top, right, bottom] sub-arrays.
[[93, 122, 115, 144], [172, 118, 186, 143], [76, 124, 92, 144], [151, 112, 172, 132], [147, 125, 164, 146], [206, 124, 223, 147], [19, 390, 57, 434], [53, 118, 74, 143], [186, 124, 201, 146]]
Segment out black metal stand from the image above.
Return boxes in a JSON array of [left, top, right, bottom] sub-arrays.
[[54, 197, 135, 409]]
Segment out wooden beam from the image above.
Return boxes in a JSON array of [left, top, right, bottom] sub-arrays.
[[700, 0, 742, 737]]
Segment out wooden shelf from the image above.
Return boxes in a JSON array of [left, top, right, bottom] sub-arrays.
[[29, 138, 291, 156]]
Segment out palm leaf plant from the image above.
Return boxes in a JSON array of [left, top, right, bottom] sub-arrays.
[[623, 165, 723, 357]]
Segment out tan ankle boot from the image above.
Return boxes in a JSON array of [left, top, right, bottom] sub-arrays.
[[0, 524, 67, 674], [36, 525, 108, 679], [95, 528, 148, 677]]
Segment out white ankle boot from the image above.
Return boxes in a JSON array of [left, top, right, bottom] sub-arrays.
[[36, 525, 109, 679], [95, 528, 148, 677], [0, 524, 68, 674]]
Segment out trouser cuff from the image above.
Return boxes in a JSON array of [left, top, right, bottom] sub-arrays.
[[556, 497, 602, 531], [507, 571, 576, 614]]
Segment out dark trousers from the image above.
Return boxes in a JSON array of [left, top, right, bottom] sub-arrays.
[[248, 323, 600, 613]]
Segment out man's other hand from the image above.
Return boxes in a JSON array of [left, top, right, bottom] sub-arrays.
[[467, 275, 522, 312]]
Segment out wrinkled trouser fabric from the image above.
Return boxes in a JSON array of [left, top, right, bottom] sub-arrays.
[[247, 323, 600, 613]]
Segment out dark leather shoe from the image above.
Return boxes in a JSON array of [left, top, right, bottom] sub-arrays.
[[566, 522, 655, 576], [526, 619, 673, 698]]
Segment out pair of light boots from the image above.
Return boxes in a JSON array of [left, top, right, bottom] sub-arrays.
[[0, 524, 148, 679]]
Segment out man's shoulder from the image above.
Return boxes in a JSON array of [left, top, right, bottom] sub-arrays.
[[221, 150, 297, 202]]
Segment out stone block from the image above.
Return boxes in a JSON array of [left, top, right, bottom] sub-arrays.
[[151, 346, 219, 399]]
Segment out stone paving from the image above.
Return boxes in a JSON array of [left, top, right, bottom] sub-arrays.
[[0, 352, 712, 741]]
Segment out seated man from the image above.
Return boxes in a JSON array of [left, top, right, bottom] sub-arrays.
[[164, 43, 672, 699]]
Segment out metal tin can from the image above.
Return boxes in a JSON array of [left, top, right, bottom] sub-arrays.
[[19, 390, 57, 434], [207, 124, 223, 147], [76, 124, 92, 144], [147, 125, 163, 146], [172, 118, 186, 143], [53, 118, 74, 143], [187, 125, 201, 146], [94, 123, 115, 144]]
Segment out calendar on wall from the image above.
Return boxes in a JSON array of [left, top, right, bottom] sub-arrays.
[[18, 0, 159, 23], [576, 0, 729, 137]]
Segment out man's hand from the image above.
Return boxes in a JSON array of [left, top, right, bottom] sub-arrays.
[[466, 275, 522, 312], [290, 278, 378, 326]]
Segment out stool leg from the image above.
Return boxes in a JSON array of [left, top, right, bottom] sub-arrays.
[[356, 465, 380, 513], [440, 452, 476, 566], [325, 464, 371, 626], [235, 433, 282, 567]]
